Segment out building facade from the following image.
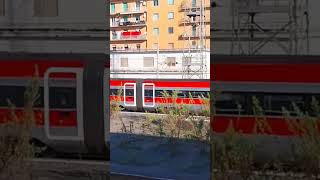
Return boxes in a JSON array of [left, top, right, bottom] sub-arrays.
[[110, 0, 147, 50], [0, 0, 107, 53], [110, 49, 210, 79], [110, 0, 210, 51]]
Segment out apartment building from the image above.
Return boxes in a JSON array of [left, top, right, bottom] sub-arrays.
[[110, 0, 148, 50], [110, 0, 210, 51]]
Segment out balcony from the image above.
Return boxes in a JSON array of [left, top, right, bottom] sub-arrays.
[[111, 31, 147, 41], [110, 20, 146, 28], [180, 1, 210, 11], [179, 33, 210, 39], [111, 8, 146, 16], [179, 18, 210, 25]]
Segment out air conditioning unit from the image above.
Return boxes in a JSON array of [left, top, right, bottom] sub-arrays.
[[142, 1, 146, 6]]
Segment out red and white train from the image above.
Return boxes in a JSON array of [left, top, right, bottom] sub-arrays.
[[2, 52, 320, 163], [211, 55, 320, 163], [0, 53, 109, 160], [110, 79, 210, 112]]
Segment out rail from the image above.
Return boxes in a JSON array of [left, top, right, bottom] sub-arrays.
[[31, 158, 108, 180]]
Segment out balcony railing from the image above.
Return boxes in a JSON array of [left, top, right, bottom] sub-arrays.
[[111, 34, 147, 41], [180, 2, 210, 11], [110, 9, 145, 16], [110, 20, 146, 27], [179, 33, 210, 39], [179, 19, 210, 24]]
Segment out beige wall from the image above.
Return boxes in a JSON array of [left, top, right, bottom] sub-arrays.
[[110, 0, 210, 50]]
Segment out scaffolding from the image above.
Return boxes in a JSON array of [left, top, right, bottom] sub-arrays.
[[230, 0, 309, 55], [181, 0, 208, 79]]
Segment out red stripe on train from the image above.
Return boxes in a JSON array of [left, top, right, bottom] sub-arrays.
[[211, 116, 320, 136], [110, 80, 136, 86], [211, 64, 320, 83], [110, 96, 207, 105], [0, 61, 83, 77], [0, 108, 77, 127], [143, 81, 210, 88]]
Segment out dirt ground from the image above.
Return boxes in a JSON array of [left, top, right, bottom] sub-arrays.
[[110, 111, 210, 138]]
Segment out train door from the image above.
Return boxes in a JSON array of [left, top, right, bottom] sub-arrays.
[[44, 67, 84, 141], [142, 83, 155, 108], [123, 82, 136, 108]]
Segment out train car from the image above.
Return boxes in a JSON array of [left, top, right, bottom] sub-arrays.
[[110, 79, 210, 112], [211, 55, 320, 163], [0, 53, 109, 160]]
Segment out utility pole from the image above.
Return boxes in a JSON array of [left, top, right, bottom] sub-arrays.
[[156, 37, 159, 78]]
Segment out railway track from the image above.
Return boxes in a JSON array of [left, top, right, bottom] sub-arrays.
[[31, 158, 176, 180], [119, 111, 210, 122]]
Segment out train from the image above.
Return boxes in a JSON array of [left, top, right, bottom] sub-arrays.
[[0, 53, 109, 160], [211, 55, 320, 164], [110, 79, 210, 112], [1, 53, 320, 164]]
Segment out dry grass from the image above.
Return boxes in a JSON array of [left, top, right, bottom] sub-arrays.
[[0, 66, 39, 180], [211, 93, 320, 180]]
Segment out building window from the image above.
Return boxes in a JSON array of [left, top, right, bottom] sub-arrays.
[[153, 0, 159, 6], [144, 57, 154, 67], [153, 28, 159, 36], [0, 0, 4, 16], [153, 13, 159, 21], [111, 3, 115, 13], [153, 43, 158, 49], [34, 0, 58, 17], [168, 27, 174, 34], [136, 1, 140, 11], [192, 0, 196, 7], [192, 26, 197, 36], [182, 57, 192, 66], [192, 40, 197, 48], [123, 2, 128, 12], [112, 31, 117, 40], [124, 44, 129, 50], [168, 0, 174, 5], [112, 46, 117, 50], [120, 58, 129, 67], [168, 43, 174, 49], [137, 44, 141, 50], [123, 16, 128, 22], [135, 15, 140, 22], [166, 57, 176, 67], [168, 12, 174, 20]]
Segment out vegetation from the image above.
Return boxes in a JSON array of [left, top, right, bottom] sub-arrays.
[[211, 92, 320, 180], [146, 90, 210, 142], [110, 87, 320, 179], [0, 66, 39, 180]]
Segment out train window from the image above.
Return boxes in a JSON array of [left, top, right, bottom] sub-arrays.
[[144, 90, 154, 97], [304, 95, 320, 117], [0, 86, 25, 107], [215, 93, 246, 115], [125, 89, 134, 96], [177, 91, 187, 98], [193, 91, 209, 98], [34, 87, 44, 108], [263, 94, 305, 116], [49, 87, 76, 109], [111, 89, 123, 96], [0, 86, 43, 108], [155, 90, 173, 97]]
